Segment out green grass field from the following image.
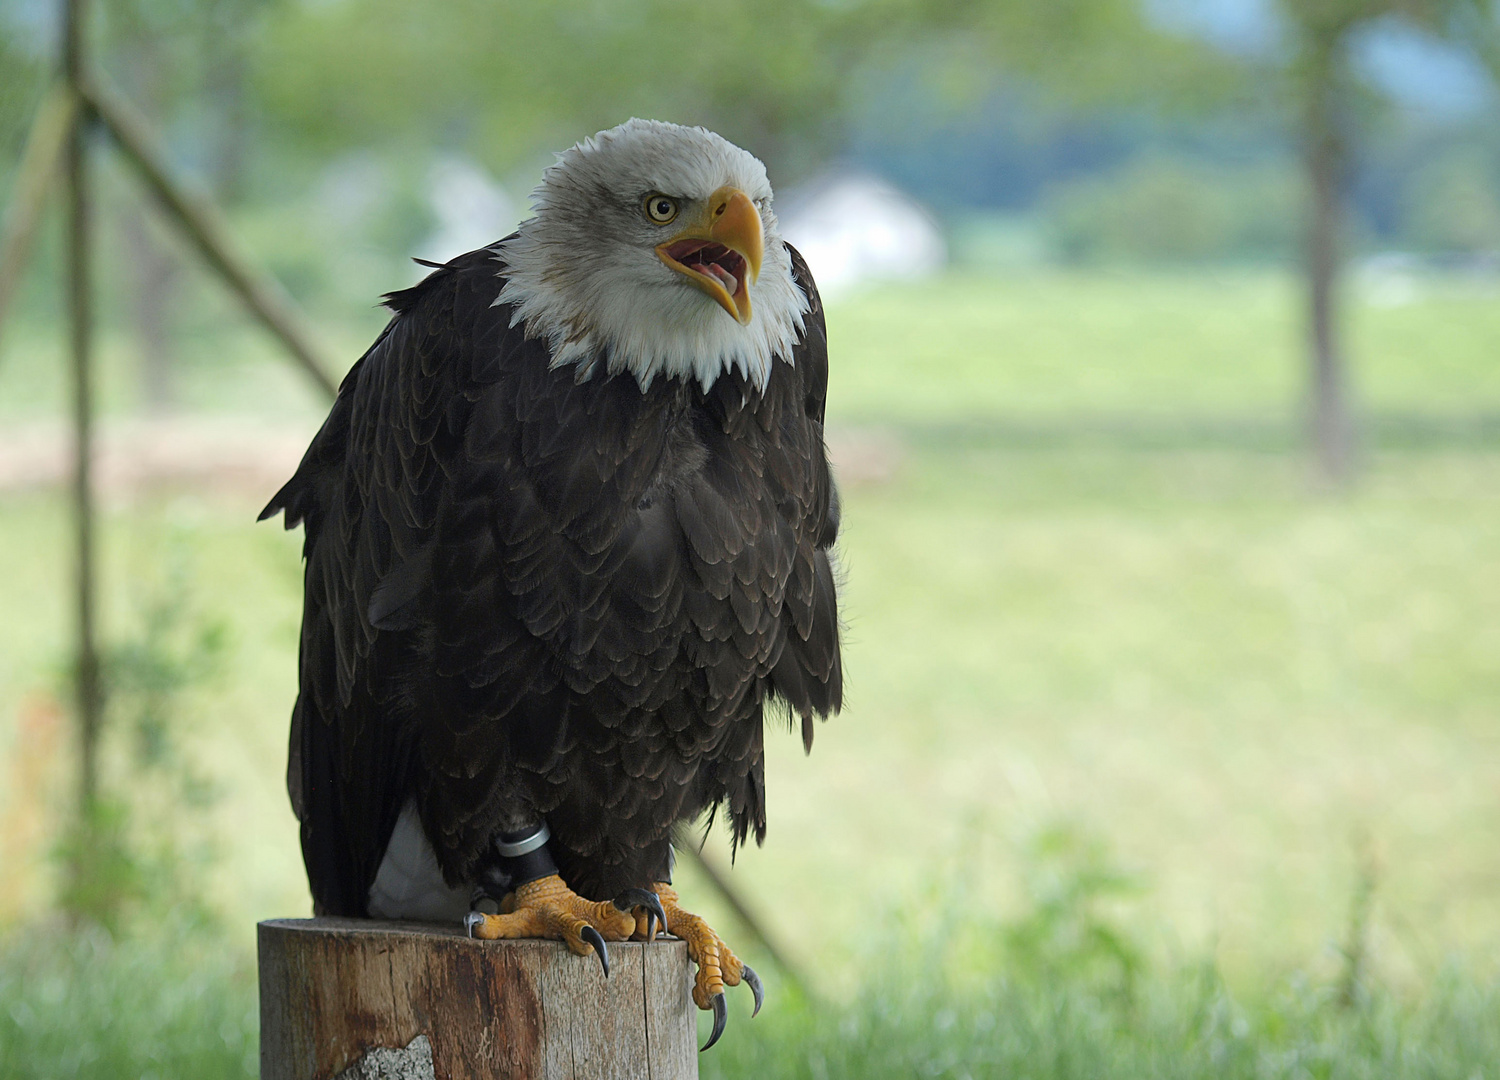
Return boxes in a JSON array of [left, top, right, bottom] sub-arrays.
[[1, 268, 1498, 1074]]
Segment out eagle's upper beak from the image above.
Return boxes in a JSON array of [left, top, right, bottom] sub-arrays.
[[656, 187, 763, 325]]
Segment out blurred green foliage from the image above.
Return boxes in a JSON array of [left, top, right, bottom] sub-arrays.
[[247, 0, 1217, 182], [254, 0, 863, 179], [58, 542, 227, 933], [1405, 147, 1500, 253], [1044, 154, 1301, 263]]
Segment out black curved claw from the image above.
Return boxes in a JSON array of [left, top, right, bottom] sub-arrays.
[[579, 925, 610, 978], [612, 887, 669, 940], [701, 992, 728, 1052], [741, 964, 764, 1018]]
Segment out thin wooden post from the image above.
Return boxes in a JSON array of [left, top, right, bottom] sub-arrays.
[[63, 0, 102, 821], [258, 919, 699, 1080]]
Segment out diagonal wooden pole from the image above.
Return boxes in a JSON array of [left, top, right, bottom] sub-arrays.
[[80, 73, 339, 398], [0, 83, 77, 353]]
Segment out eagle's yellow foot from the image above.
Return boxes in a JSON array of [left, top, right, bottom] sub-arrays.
[[640, 883, 764, 1050], [464, 874, 666, 978]]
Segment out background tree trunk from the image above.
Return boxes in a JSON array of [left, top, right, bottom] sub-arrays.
[[1303, 40, 1356, 486]]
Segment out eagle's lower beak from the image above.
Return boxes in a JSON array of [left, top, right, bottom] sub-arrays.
[[656, 187, 763, 325]]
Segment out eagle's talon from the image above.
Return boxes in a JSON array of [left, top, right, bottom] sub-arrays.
[[613, 887, 669, 940], [464, 911, 485, 939], [580, 925, 610, 977], [652, 882, 760, 1033], [742, 964, 764, 1017], [701, 993, 728, 1052]]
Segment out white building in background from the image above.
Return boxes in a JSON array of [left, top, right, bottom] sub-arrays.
[[778, 172, 946, 297], [423, 157, 519, 263]]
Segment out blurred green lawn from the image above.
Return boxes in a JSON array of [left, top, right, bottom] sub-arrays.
[[0, 267, 1497, 995]]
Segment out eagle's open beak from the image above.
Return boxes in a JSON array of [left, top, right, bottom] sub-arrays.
[[656, 187, 763, 325]]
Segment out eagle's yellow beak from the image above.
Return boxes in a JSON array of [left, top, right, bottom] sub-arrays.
[[656, 187, 763, 325]]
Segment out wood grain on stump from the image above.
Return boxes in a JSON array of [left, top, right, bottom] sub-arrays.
[[258, 918, 698, 1080]]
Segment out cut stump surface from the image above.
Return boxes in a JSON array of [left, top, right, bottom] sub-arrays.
[[258, 918, 698, 1080]]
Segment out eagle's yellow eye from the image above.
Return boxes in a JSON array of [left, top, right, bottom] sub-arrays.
[[643, 194, 678, 224]]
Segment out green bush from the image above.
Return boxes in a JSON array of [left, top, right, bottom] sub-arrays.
[[1403, 148, 1500, 255], [1044, 154, 1300, 263], [57, 544, 227, 934]]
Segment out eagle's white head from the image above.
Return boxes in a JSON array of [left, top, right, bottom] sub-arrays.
[[495, 119, 807, 391]]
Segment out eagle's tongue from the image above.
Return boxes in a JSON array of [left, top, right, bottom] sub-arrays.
[[706, 263, 738, 296]]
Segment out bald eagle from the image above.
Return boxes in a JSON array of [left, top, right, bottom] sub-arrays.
[[261, 119, 842, 1047]]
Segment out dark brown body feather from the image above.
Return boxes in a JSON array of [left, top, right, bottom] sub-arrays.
[[262, 242, 842, 915]]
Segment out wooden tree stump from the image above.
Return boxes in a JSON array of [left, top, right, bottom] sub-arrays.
[[259, 918, 698, 1080]]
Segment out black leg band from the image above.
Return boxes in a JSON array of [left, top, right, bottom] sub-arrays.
[[475, 822, 558, 899]]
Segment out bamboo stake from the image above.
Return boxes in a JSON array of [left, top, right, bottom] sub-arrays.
[[0, 83, 77, 351], [81, 73, 339, 399]]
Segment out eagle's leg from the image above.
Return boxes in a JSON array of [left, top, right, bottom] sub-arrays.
[[462, 823, 668, 977], [639, 883, 764, 1050]]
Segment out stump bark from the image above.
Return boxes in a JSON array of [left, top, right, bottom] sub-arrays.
[[258, 918, 698, 1080]]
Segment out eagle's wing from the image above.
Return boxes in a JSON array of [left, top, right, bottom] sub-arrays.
[[769, 244, 842, 743], [261, 246, 532, 915], [707, 243, 843, 851]]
